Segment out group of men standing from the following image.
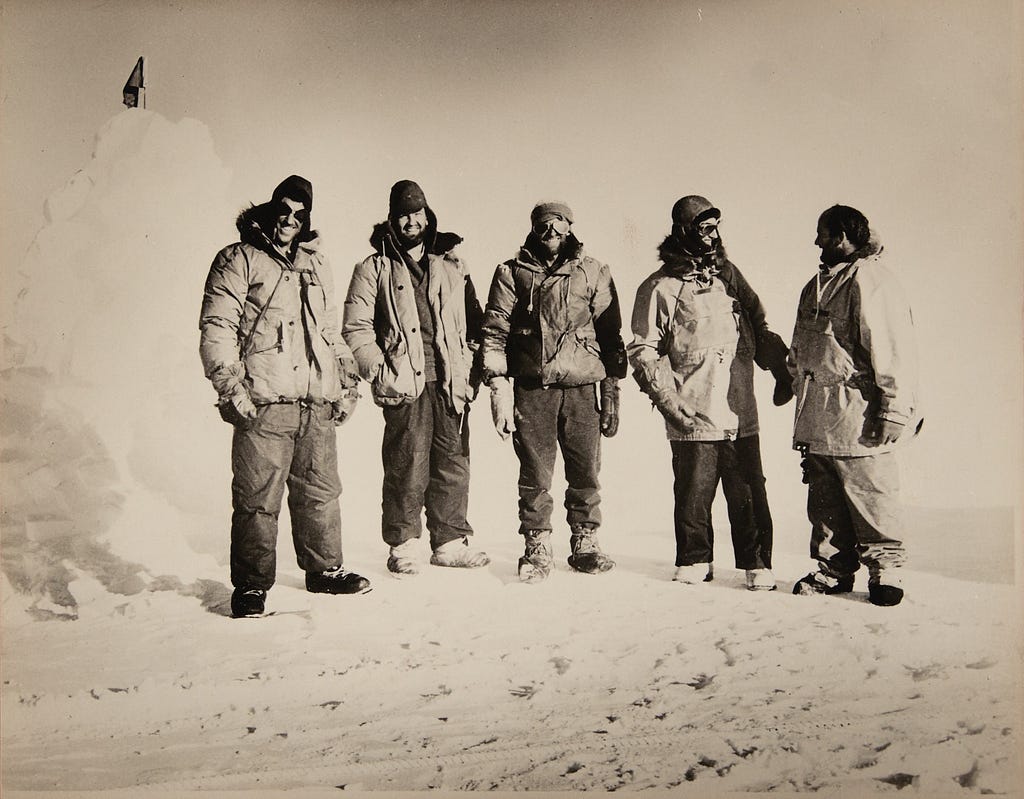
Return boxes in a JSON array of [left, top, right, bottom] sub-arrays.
[[199, 176, 920, 618]]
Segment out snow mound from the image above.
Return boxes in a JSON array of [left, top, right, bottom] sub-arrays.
[[2, 110, 234, 612]]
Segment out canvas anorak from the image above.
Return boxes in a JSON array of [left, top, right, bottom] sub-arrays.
[[789, 236, 919, 456], [628, 238, 765, 441]]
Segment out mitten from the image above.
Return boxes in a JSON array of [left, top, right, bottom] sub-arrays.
[[489, 377, 515, 440]]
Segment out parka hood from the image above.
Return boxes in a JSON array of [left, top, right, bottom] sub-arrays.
[[820, 230, 884, 272], [851, 230, 883, 261], [369, 202, 463, 260]]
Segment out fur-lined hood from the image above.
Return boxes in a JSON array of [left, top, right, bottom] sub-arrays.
[[657, 233, 729, 277], [235, 203, 319, 254], [368, 202, 463, 262]]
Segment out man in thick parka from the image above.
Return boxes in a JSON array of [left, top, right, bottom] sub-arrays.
[[481, 202, 627, 583], [628, 195, 791, 589], [789, 205, 920, 607], [342, 180, 489, 576], [199, 175, 371, 619]]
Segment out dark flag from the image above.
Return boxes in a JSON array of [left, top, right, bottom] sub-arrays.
[[123, 57, 145, 108]]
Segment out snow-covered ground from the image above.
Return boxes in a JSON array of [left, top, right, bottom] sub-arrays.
[[2, 110, 1021, 797], [2, 530, 1020, 795]]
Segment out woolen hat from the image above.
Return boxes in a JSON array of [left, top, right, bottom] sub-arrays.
[[389, 180, 428, 218], [671, 195, 720, 228], [531, 201, 574, 226], [271, 175, 313, 212]]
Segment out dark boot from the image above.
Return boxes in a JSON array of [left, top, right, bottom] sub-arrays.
[[518, 529, 553, 583], [306, 566, 372, 595], [793, 571, 854, 595], [231, 588, 267, 618], [567, 527, 615, 574]]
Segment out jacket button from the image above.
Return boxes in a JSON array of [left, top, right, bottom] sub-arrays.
[[416, 371, 422, 376], [289, 321, 295, 326], [411, 327, 417, 333], [284, 275, 290, 281], [397, 285, 404, 290]]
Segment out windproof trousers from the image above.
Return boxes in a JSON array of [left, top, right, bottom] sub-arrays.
[[513, 382, 602, 535], [670, 436, 773, 569], [801, 451, 905, 579], [230, 402, 343, 590], [381, 381, 473, 549]]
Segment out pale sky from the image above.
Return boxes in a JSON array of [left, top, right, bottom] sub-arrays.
[[2, 0, 1022, 509]]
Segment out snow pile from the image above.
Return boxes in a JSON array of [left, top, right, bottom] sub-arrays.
[[2, 110, 234, 614]]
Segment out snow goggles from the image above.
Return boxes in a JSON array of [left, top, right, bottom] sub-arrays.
[[274, 202, 310, 223], [532, 216, 571, 236], [695, 218, 720, 236]]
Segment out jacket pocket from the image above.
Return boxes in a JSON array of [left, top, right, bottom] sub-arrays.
[[245, 317, 284, 356], [793, 315, 854, 386], [371, 344, 416, 406], [547, 330, 605, 385]]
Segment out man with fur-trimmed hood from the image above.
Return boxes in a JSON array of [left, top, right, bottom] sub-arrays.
[[200, 175, 371, 618], [481, 202, 627, 583], [789, 205, 921, 607], [343, 180, 489, 576], [628, 195, 791, 590]]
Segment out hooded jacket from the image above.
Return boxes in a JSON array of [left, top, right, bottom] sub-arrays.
[[199, 205, 354, 405], [788, 235, 920, 456], [342, 205, 482, 410], [480, 235, 627, 387], [628, 236, 762, 441]]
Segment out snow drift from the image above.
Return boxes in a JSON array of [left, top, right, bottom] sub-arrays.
[[2, 110, 234, 615]]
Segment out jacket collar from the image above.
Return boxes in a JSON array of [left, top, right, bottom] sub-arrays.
[[514, 234, 585, 274]]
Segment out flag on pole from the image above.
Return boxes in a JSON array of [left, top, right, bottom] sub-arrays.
[[123, 57, 145, 108]]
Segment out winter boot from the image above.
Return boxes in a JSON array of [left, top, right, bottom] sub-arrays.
[[387, 539, 419, 578], [868, 568, 904, 606], [793, 570, 854, 595], [306, 565, 372, 595], [745, 568, 777, 591], [673, 563, 713, 584], [567, 527, 615, 574], [231, 588, 267, 618], [519, 529, 554, 583], [430, 537, 491, 568]]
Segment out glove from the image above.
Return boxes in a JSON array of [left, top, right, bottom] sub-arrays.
[[772, 371, 794, 406], [331, 386, 360, 426], [217, 390, 258, 428], [654, 391, 697, 431], [599, 377, 620, 438], [338, 353, 360, 389], [753, 329, 794, 406], [489, 377, 515, 440], [862, 417, 905, 446]]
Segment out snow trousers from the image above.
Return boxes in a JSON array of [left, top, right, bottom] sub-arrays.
[[512, 381, 602, 535], [670, 436, 773, 570], [230, 402, 343, 590], [380, 381, 473, 549], [801, 452, 905, 580]]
